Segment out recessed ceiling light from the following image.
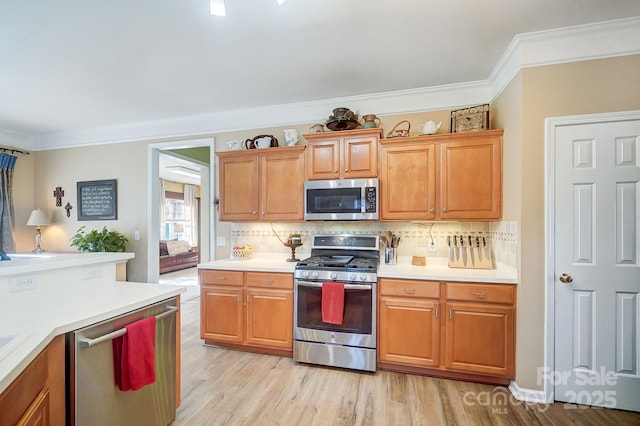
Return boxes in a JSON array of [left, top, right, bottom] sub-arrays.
[[211, 0, 285, 17], [210, 0, 226, 16]]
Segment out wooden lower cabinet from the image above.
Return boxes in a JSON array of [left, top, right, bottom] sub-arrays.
[[378, 278, 515, 384], [0, 335, 65, 426], [445, 302, 514, 377], [200, 269, 293, 356]]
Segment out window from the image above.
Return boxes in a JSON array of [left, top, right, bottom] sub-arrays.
[[161, 189, 198, 247]]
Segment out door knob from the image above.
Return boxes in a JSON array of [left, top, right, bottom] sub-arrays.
[[559, 273, 573, 283]]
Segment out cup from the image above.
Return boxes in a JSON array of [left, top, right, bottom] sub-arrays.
[[384, 247, 397, 265], [227, 140, 240, 150]]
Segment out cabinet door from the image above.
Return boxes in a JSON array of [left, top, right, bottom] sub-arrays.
[[439, 136, 502, 219], [219, 155, 259, 221], [306, 138, 340, 180], [17, 389, 49, 426], [260, 150, 305, 221], [445, 303, 514, 377], [201, 285, 244, 343], [246, 288, 293, 349], [379, 296, 440, 367], [343, 135, 378, 178], [380, 143, 436, 220]]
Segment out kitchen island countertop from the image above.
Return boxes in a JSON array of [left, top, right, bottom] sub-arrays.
[[199, 254, 517, 284], [0, 280, 185, 394], [0, 251, 134, 277]]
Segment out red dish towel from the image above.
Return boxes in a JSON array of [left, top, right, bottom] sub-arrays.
[[321, 282, 345, 325], [112, 316, 157, 391]]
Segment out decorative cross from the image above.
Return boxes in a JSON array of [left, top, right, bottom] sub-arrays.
[[53, 186, 64, 207], [64, 202, 73, 218]]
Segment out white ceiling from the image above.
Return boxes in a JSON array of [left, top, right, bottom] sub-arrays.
[[1, 1, 640, 141]]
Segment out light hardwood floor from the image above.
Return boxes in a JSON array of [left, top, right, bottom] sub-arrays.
[[173, 296, 640, 425]]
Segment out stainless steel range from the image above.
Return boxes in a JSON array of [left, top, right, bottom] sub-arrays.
[[293, 234, 379, 372]]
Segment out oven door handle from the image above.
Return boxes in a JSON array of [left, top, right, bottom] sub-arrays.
[[296, 281, 372, 290]]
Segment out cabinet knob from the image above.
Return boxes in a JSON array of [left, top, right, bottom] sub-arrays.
[[442, 208, 448, 213], [345, 169, 349, 172], [334, 169, 338, 173], [252, 211, 257, 215], [429, 208, 435, 213]]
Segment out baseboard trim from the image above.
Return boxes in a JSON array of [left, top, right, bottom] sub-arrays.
[[509, 380, 550, 404]]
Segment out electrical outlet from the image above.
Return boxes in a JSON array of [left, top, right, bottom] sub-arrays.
[[216, 236, 226, 247], [9, 275, 37, 292], [428, 241, 438, 252]]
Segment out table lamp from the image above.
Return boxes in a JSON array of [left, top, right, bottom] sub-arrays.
[[27, 209, 50, 252]]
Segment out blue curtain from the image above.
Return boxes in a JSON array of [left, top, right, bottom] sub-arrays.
[[0, 153, 17, 252]]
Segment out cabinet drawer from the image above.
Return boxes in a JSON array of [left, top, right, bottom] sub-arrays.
[[446, 283, 514, 304], [379, 279, 440, 298], [246, 272, 292, 289], [200, 270, 243, 286]]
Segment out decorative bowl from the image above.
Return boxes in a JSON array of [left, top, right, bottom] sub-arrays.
[[231, 247, 254, 259]]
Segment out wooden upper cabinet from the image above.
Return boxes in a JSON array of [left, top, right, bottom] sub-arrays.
[[217, 146, 305, 221], [380, 130, 503, 221], [380, 141, 436, 220], [305, 129, 382, 180], [440, 132, 502, 220], [260, 149, 305, 221], [218, 154, 259, 221]]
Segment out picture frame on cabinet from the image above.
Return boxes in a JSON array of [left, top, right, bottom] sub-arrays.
[[451, 104, 490, 133]]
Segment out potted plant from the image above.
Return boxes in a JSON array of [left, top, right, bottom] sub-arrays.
[[70, 226, 128, 252]]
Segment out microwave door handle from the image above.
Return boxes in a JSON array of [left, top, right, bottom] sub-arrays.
[[296, 281, 372, 291]]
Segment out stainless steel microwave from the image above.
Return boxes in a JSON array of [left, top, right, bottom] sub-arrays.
[[304, 178, 379, 220]]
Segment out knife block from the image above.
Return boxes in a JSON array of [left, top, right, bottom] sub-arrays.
[[448, 246, 494, 269]]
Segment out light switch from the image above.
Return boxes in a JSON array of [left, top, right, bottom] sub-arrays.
[[216, 236, 226, 247], [134, 231, 140, 241]]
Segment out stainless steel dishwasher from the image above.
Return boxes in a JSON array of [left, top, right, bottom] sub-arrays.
[[69, 297, 178, 426]]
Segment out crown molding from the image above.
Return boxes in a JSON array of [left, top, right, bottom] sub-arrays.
[[16, 16, 640, 150], [489, 16, 640, 101], [31, 81, 490, 150]]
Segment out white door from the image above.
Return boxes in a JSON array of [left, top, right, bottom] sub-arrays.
[[554, 117, 640, 411]]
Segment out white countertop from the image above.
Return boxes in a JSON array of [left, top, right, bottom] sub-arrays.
[[199, 254, 517, 284], [0, 252, 134, 277], [199, 254, 297, 273], [378, 257, 517, 284], [0, 280, 185, 394]]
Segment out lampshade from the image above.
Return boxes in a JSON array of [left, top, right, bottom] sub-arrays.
[[27, 209, 50, 227], [173, 223, 185, 233]]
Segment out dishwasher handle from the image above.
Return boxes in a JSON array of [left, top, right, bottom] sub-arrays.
[[78, 306, 178, 348]]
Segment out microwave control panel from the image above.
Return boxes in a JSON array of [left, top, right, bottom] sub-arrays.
[[365, 187, 377, 212]]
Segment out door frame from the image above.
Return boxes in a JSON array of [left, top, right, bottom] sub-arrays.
[[147, 137, 215, 283], [544, 109, 640, 404]]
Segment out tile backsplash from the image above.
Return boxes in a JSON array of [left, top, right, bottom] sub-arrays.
[[230, 221, 518, 268]]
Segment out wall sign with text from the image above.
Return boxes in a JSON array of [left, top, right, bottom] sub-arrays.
[[77, 179, 118, 221]]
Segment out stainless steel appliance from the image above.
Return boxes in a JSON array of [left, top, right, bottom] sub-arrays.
[[294, 234, 379, 372], [304, 178, 379, 220], [69, 298, 178, 426]]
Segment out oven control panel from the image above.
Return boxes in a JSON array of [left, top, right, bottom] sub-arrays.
[[295, 269, 376, 283]]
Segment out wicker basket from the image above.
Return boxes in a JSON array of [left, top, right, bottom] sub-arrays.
[[231, 247, 254, 259], [386, 120, 411, 138]]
